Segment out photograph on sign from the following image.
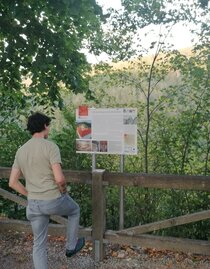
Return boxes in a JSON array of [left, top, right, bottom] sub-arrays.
[[76, 139, 92, 152], [99, 141, 108, 152], [76, 120, 92, 139]]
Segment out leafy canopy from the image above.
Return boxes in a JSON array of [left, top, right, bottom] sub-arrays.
[[0, 0, 103, 107]]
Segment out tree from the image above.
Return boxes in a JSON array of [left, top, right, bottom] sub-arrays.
[[0, 0, 104, 114], [92, 0, 209, 174], [199, 0, 209, 8]]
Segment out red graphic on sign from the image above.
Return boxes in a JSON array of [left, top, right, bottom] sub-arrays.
[[78, 105, 88, 117]]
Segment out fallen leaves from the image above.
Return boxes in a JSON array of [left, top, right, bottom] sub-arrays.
[[2, 231, 210, 269]]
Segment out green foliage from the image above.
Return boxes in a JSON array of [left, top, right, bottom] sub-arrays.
[[0, 122, 30, 167], [124, 187, 164, 227], [0, 179, 26, 220], [0, 0, 104, 113], [198, 0, 209, 9], [156, 190, 210, 240], [106, 186, 120, 230], [0, 122, 29, 220]]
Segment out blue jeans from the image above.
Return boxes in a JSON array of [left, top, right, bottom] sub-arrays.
[[27, 193, 80, 269]]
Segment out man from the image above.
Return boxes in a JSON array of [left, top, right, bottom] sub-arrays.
[[9, 112, 85, 269]]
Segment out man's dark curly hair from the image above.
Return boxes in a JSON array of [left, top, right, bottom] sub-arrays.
[[27, 112, 51, 135]]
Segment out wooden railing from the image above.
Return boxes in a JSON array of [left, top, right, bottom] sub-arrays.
[[1, 167, 210, 262]]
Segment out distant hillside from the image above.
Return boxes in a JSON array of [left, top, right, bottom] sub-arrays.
[[106, 47, 193, 71], [89, 47, 194, 105]]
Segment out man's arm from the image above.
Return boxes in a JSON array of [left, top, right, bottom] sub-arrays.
[[51, 163, 67, 193], [9, 168, 28, 196]]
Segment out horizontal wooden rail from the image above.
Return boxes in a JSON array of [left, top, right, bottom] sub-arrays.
[[0, 187, 67, 225], [64, 170, 92, 184], [1, 167, 210, 191], [117, 209, 210, 235], [105, 231, 210, 256], [0, 219, 92, 238], [0, 167, 92, 185], [104, 172, 210, 191], [0, 167, 11, 178]]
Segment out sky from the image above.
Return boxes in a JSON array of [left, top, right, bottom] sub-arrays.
[[96, 0, 122, 11], [86, 0, 200, 63]]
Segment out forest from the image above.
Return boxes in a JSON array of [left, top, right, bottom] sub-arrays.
[[0, 0, 209, 240]]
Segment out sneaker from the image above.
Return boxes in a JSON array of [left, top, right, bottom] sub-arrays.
[[66, 237, 85, 258]]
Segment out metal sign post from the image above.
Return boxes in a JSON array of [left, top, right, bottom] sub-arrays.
[[92, 153, 96, 171], [119, 154, 125, 230]]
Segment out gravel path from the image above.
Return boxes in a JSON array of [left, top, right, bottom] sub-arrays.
[[1, 231, 210, 269]]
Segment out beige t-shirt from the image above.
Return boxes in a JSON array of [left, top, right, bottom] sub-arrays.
[[12, 137, 62, 200]]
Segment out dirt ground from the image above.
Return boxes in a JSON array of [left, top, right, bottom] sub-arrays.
[[1, 231, 210, 269]]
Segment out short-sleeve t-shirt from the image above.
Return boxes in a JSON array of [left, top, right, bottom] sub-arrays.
[[12, 137, 62, 200]]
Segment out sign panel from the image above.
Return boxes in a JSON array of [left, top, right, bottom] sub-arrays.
[[76, 107, 137, 155]]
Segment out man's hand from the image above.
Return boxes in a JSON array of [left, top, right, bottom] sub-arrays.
[[51, 163, 67, 194], [58, 181, 67, 193]]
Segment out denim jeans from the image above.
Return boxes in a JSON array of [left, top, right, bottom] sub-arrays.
[[26, 193, 80, 269]]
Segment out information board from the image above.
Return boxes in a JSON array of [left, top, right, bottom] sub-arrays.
[[76, 106, 137, 155]]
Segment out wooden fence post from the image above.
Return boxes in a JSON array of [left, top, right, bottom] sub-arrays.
[[92, 169, 106, 262]]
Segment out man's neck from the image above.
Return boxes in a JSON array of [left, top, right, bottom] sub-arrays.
[[32, 132, 45, 139]]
